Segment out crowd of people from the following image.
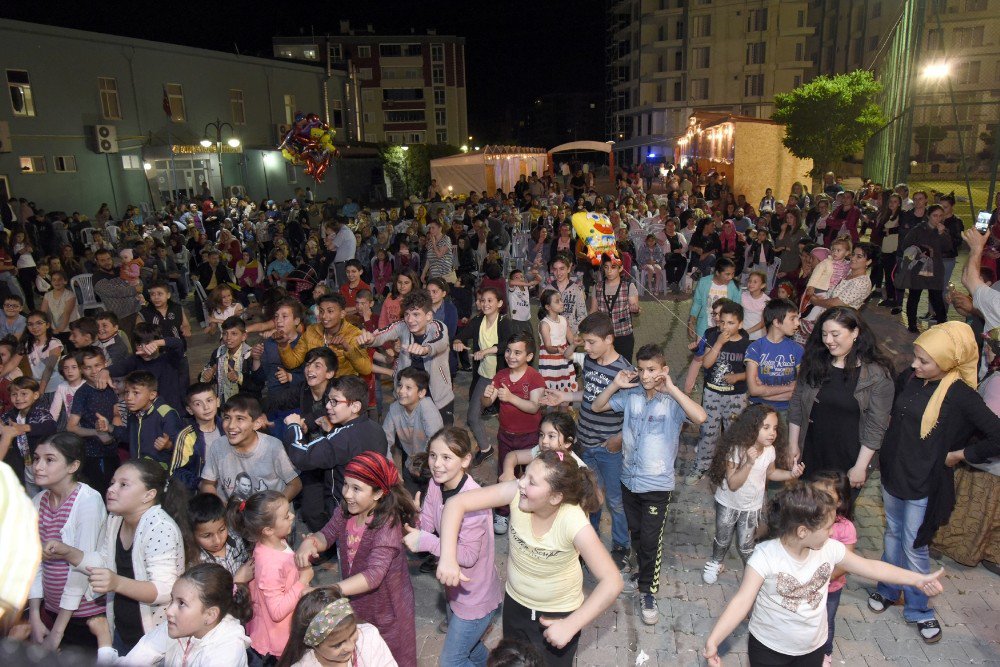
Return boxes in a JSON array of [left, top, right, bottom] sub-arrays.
[[0, 163, 998, 667]]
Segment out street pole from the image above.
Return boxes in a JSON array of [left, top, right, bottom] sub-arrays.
[[262, 152, 271, 200]]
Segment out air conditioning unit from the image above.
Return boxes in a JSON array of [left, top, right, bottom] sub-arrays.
[[94, 125, 118, 153], [276, 123, 292, 144]]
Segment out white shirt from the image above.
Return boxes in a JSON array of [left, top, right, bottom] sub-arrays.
[[714, 446, 775, 511], [333, 225, 357, 262]]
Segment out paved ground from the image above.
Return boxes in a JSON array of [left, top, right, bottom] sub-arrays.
[[183, 266, 1000, 666]]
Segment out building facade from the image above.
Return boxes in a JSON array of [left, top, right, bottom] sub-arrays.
[[273, 21, 468, 149], [0, 19, 358, 217]]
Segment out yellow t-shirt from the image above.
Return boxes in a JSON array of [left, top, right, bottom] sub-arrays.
[[505, 498, 589, 612], [478, 315, 499, 379]]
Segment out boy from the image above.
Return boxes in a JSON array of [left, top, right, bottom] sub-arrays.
[[339, 259, 370, 315], [68, 347, 121, 491], [292, 347, 339, 534], [285, 375, 387, 508], [0, 295, 26, 340], [539, 311, 633, 570], [104, 322, 185, 408], [745, 298, 803, 424], [171, 382, 224, 492], [592, 343, 707, 624], [481, 331, 545, 534], [358, 289, 455, 424], [689, 300, 751, 484], [200, 316, 253, 402], [1, 376, 58, 493], [381, 367, 443, 493], [102, 370, 184, 469], [277, 293, 372, 379], [68, 317, 98, 350], [248, 298, 305, 434], [138, 278, 191, 388], [188, 492, 252, 582], [95, 311, 132, 369], [200, 393, 301, 503]]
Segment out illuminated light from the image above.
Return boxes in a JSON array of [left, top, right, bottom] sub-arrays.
[[143, 162, 152, 171], [227, 137, 241, 148], [922, 62, 951, 79], [474, 146, 480, 150], [263, 153, 275, 165], [647, 152, 656, 158], [200, 139, 213, 148], [460, 144, 469, 152], [447, 185, 453, 192], [401, 146, 410, 151]]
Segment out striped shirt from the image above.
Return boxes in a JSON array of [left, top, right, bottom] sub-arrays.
[[576, 353, 632, 448], [38, 486, 105, 616]]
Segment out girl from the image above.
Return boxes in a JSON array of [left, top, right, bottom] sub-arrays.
[[499, 412, 587, 483], [436, 451, 623, 667], [702, 404, 805, 584], [0, 337, 22, 417], [378, 271, 418, 329], [537, 290, 578, 396], [115, 563, 253, 666], [28, 433, 107, 652], [206, 285, 243, 334], [187, 493, 252, 582], [49, 354, 85, 428], [41, 270, 79, 340], [12, 231, 38, 309], [1, 376, 58, 494], [703, 483, 945, 667], [295, 452, 417, 666], [2, 310, 65, 400], [371, 247, 394, 297], [811, 471, 856, 666], [281, 592, 396, 667], [42, 459, 189, 655], [403, 427, 504, 667], [507, 269, 539, 338], [231, 490, 314, 664], [741, 271, 770, 341]]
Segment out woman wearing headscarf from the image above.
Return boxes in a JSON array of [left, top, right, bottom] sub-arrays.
[[868, 322, 1000, 643]]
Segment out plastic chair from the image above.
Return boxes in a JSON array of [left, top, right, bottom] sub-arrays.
[[70, 274, 105, 315], [104, 225, 120, 245], [193, 280, 210, 328], [80, 228, 96, 249]]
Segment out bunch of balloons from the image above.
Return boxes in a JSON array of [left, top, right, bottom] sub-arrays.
[[572, 211, 619, 266], [278, 112, 339, 183]]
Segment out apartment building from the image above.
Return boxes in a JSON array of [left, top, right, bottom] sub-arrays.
[[274, 21, 468, 148], [606, 0, 814, 165]]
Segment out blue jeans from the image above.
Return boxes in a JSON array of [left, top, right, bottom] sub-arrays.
[[580, 445, 630, 549], [440, 603, 501, 667], [876, 490, 935, 622], [823, 587, 842, 655]]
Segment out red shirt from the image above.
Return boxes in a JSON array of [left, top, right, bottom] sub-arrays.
[[492, 366, 545, 434], [340, 280, 370, 308]]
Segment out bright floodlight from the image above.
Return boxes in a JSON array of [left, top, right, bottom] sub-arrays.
[[200, 139, 212, 148], [143, 162, 152, 171], [227, 138, 241, 148], [923, 62, 950, 79], [263, 153, 274, 164], [460, 144, 469, 152], [401, 145, 410, 151]]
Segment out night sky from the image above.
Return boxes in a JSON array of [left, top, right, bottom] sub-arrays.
[[2, 0, 605, 143]]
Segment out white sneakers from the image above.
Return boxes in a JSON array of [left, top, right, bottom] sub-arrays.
[[702, 560, 724, 584], [493, 514, 509, 535]]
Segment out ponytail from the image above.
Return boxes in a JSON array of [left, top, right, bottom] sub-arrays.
[[535, 450, 603, 514], [228, 490, 285, 543], [121, 459, 197, 565], [179, 563, 254, 626]]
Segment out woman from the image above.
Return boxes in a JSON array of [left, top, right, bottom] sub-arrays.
[[687, 219, 721, 275], [789, 181, 811, 212], [807, 196, 832, 244], [661, 218, 688, 289], [235, 249, 263, 297], [589, 255, 640, 361], [41, 271, 79, 342], [378, 270, 418, 329], [58, 244, 83, 279], [42, 459, 188, 654], [788, 307, 895, 487], [869, 322, 1000, 643], [774, 209, 806, 277], [899, 204, 952, 333], [688, 258, 740, 340], [871, 193, 903, 308], [718, 219, 743, 276], [806, 243, 876, 320]]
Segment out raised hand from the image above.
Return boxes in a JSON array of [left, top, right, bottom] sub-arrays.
[[613, 368, 639, 389], [495, 385, 512, 403], [482, 383, 498, 401]]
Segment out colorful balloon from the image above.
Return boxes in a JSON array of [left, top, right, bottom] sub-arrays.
[[571, 211, 619, 266], [278, 112, 339, 183]]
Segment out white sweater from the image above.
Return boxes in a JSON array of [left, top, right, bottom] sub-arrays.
[[119, 614, 250, 666]]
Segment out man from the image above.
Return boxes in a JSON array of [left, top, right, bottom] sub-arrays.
[[895, 183, 914, 211], [822, 171, 844, 198], [92, 263, 143, 342], [938, 192, 965, 319], [91, 249, 118, 285], [427, 179, 442, 200], [329, 217, 356, 286]]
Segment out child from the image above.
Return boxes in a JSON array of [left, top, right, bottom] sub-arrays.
[[637, 234, 666, 295], [41, 270, 79, 340], [689, 300, 750, 485], [403, 427, 504, 666], [291, 347, 340, 535], [499, 412, 586, 482], [67, 347, 121, 492], [746, 228, 775, 276], [703, 404, 805, 584], [106, 322, 186, 408], [118, 247, 144, 289], [1, 376, 58, 494], [277, 293, 373, 380], [137, 279, 191, 389], [200, 394, 301, 503], [436, 451, 623, 667], [295, 452, 418, 666], [0, 337, 22, 417], [805, 237, 852, 306], [745, 298, 803, 421], [704, 483, 945, 667], [27, 433, 107, 653], [105, 370, 184, 468], [48, 354, 85, 427], [537, 290, 578, 395], [279, 591, 396, 667], [95, 311, 133, 371], [338, 259, 369, 314], [684, 298, 733, 394], [170, 383, 224, 493], [206, 285, 244, 334], [371, 247, 394, 297], [0, 294, 26, 340], [187, 493, 253, 582], [232, 490, 313, 664], [482, 331, 545, 534], [381, 367, 443, 493], [507, 268, 540, 338], [812, 471, 857, 666], [266, 247, 295, 284], [68, 316, 98, 351], [4, 310, 65, 400], [200, 316, 253, 402], [741, 270, 771, 341], [592, 343, 708, 623]]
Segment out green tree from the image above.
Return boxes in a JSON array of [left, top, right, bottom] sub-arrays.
[[772, 70, 885, 177], [913, 124, 948, 162], [378, 143, 462, 200]]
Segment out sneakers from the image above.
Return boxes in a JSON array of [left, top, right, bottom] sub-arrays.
[[621, 573, 639, 595], [473, 447, 494, 468], [611, 546, 633, 574], [702, 560, 724, 584], [493, 514, 508, 535], [684, 470, 704, 486], [640, 594, 658, 625]]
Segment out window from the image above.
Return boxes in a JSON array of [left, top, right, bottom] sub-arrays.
[[364, 133, 377, 143], [869, 35, 880, 52], [436, 129, 448, 144], [303, 49, 317, 60], [746, 42, 766, 65], [675, 20, 685, 39], [7, 70, 35, 117], [691, 78, 708, 100], [797, 10, 805, 27], [381, 67, 422, 79], [927, 29, 944, 50], [357, 45, 371, 58], [122, 155, 142, 170], [431, 44, 444, 62], [673, 80, 683, 101], [286, 163, 297, 183], [656, 84, 665, 103], [165, 83, 185, 122], [408, 132, 424, 144], [747, 8, 768, 32], [362, 112, 373, 124], [692, 47, 710, 68], [434, 89, 446, 106], [745, 74, 764, 97], [330, 44, 343, 62], [332, 100, 343, 128], [658, 25, 666, 41], [795, 43, 804, 61], [383, 88, 424, 101], [956, 60, 981, 84], [53, 155, 77, 173], [674, 50, 683, 70], [98, 77, 121, 120], [954, 26, 985, 46], [432, 64, 445, 85], [359, 68, 373, 80], [19, 156, 45, 173], [966, 0, 987, 9], [435, 109, 446, 126], [692, 14, 712, 38], [283, 94, 296, 125], [872, 1, 882, 18], [385, 132, 402, 143], [384, 110, 425, 123], [229, 89, 246, 125], [379, 43, 422, 57]]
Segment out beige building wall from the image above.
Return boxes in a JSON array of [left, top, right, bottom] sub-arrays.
[[732, 121, 813, 204]]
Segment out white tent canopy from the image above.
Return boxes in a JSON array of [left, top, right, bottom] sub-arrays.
[[549, 141, 613, 154], [430, 146, 548, 195]]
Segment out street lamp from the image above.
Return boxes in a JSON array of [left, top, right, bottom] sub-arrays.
[[261, 152, 274, 199], [202, 118, 240, 198], [920, 60, 976, 219], [922, 62, 951, 79]]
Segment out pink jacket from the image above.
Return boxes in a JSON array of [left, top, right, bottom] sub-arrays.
[[416, 476, 504, 621], [246, 542, 305, 657]]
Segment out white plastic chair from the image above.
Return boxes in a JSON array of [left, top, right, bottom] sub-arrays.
[[70, 274, 105, 315], [104, 225, 120, 245], [193, 280, 211, 328], [80, 228, 96, 249]]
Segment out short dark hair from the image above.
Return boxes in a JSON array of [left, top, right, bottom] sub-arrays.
[[764, 298, 798, 330], [188, 492, 227, 527], [133, 322, 161, 346], [506, 330, 536, 356], [11, 376, 41, 392], [714, 258, 736, 275], [304, 347, 338, 374], [397, 366, 430, 394], [332, 375, 368, 407], [147, 279, 172, 293], [70, 316, 98, 338], [222, 393, 263, 420], [221, 316, 246, 332], [185, 381, 217, 403], [401, 289, 434, 314], [717, 300, 744, 322], [124, 370, 158, 392], [636, 343, 666, 365], [95, 311, 119, 326], [345, 259, 364, 271], [317, 292, 347, 310], [75, 345, 105, 363], [273, 297, 304, 322], [3, 293, 23, 306], [578, 312, 614, 339]]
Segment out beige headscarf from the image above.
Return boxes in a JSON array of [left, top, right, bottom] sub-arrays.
[[913, 321, 979, 438]]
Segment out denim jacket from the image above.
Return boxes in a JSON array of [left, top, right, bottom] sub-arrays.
[[609, 386, 688, 493]]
